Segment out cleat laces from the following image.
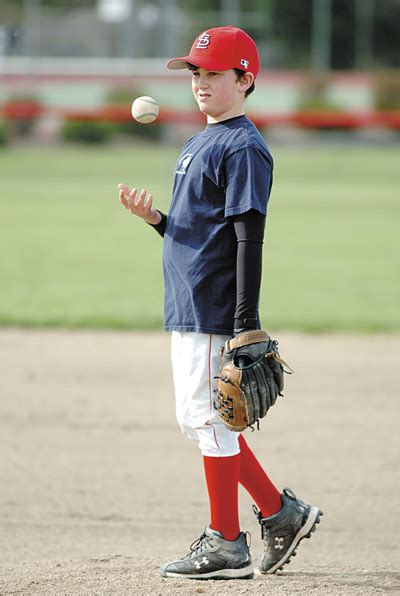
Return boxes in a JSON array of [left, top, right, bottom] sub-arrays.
[[187, 531, 212, 557]]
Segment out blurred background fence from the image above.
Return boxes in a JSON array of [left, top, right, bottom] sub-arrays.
[[1, 0, 399, 67], [0, 0, 400, 144]]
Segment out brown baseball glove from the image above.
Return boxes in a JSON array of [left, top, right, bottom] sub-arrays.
[[216, 330, 292, 432]]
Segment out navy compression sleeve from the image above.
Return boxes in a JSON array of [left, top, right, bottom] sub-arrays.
[[232, 209, 266, 332]]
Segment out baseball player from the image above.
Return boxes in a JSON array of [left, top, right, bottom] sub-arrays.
[[118, 26, 322, 580]]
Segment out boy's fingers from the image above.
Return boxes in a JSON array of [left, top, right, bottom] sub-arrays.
[[119, 186, 155, 218], [119, 191, 128, 208], [128, 189, 137, 208], [146, 195, 153, 210], [135, 189, 146, 207], [118, 183, 130, 195]]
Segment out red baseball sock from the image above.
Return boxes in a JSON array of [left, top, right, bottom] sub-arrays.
[[238, 434, 282, 518], [203, 454, 241, 541]]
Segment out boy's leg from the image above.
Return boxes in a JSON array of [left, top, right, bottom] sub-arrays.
[[203, 453, 241, 541], [238, 434, 282, 517], [238, 437, 322, 575], [170, 331, 240, 459], [202, 434, 282, 542], [171, 330, 243, 537], [162, 332, 252, 579]]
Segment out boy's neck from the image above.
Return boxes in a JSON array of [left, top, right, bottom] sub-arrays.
[[206, 105, 246, 124]]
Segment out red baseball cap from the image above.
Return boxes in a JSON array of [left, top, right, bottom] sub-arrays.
[[167, 26, 260, 79]]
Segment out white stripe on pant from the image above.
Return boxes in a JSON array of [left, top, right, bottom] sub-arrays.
[[171, 331, 240, 457]]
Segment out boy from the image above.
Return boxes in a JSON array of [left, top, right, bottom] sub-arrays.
[[118, 26, 321, 580]]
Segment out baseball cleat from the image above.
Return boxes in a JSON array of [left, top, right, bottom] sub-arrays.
[[253, 487, 323, 574], [159, 525, 253, 580]]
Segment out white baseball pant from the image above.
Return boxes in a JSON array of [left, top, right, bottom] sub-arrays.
[[170, 331, 240, 457]]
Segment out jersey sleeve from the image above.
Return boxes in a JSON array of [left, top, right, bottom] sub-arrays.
[[224, 146, 273, 218]]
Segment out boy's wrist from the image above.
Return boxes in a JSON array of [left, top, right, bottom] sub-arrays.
[[233, 316, 260, 336], [145, 210, 162, 226]]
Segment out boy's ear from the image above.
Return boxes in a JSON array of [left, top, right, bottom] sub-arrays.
[[239, 72, 255, 93]]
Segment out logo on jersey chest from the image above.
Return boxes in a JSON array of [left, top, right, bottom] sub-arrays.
[[176, 153, 193, 175]]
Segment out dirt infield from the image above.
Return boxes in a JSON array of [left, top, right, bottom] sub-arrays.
[[0, 329, 399, 595]]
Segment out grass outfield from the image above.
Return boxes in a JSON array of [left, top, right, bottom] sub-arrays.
[[0, 143, 399, 332]]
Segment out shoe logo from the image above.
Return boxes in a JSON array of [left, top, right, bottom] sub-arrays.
[[196, 33, 210, 49], [194, 556, 210, 569], [274, 537, 284, 550], [176, 153, 193, 175]]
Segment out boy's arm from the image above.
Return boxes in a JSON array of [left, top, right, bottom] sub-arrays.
[[231, 209, 266, 335]]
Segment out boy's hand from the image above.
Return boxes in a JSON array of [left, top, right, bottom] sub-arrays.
[[118, 183, 161, 225]]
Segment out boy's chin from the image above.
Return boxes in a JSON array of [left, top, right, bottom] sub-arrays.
[[198, 106, 219, 118], [196, 100, 216, 117]]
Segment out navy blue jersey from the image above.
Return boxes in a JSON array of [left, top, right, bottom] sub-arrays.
[[163, 115, 273, 335]]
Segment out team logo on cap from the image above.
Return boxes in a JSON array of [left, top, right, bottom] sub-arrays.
[[196, 33, 210, 49], [240, 59, 249, 69]]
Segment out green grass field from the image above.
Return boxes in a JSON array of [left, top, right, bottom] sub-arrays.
[[0, 142, 399, 331]]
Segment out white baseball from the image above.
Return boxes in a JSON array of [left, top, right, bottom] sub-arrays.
[[131, 96, 159, 124]]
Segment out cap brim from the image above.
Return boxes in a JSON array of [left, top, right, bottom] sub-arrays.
[[167, 56, 258, 76], [167, 56, 233, 71], [167, 56, 196, 70]]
